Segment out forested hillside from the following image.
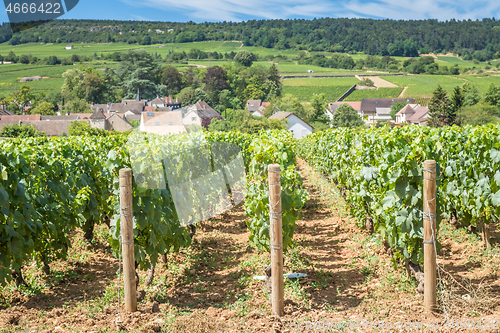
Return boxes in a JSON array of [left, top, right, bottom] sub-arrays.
[[1, 18, 500, 60]]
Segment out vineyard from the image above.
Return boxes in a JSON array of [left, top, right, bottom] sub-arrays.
[[1, 126, 500, 332]]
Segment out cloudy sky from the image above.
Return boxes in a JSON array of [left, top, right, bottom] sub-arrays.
[[2, 0, 500, 24]]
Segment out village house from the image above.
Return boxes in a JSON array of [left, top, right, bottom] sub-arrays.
[[182, 100, 224, 129], [327, 102, 363, 121], [269, 111, 313, 139], [140, 111, 186, 135], [246, 100, 269, 117], [360, 98, 415, 123], [395, 104, 429, 125]]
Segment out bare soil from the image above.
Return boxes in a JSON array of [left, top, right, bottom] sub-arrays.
[[1, 159, 500, 332]]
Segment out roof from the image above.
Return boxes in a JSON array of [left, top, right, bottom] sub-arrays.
[[407, 106, 429, 123], [396, 104, 415, 116], [0, 119, 86, 136], [90, 104, 109, 112], [329, 102, 362, 112], [269, 111, 314, 129], [246, 100, 262, 112], [0, 102, 12, 116], [40, 115, 79, 121], [150, 97, 165, 105], [20, 76, 42, 82], [31, 120, 80, 136], [107, 113, 134, 132], [192, 101, 222, 118], [90, 109, 107, 120], [0, 115, 41, 121], [68, 113, 93, 120], [269, 111, 293, 120], [360, 98, 415, 112]]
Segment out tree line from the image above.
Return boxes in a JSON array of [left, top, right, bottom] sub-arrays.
[[2, 17, 500, 60]]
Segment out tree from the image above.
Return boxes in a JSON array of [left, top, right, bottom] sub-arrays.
[[234, 50, 254, 67], [243, 84, 266, 101], [308, 93, 330, 124], [161, 66, 183, 95], [450, 86, 464, 125], [331, 103, 364, 128], [462, 82, 481, 106], [64, 98, 92, 114], [485, 83, 500, 107], [30, 101, 56, 115], [68, 120, 109, 136], [458, 102, 500, 126], [62, 67, 105, 103], [116, 51, 161, 100], [204, 66, 229, 104], [265, 94, 308, 120], [17, 83, 34, 109], [427, 85, 453, 127], [0, 123, 44, 138], [267, 63, 281, 97], [390, 101, 408, 120]]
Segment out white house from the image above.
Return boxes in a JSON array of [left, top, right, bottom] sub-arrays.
[[269, 112, 313, 139], [182, 100, 224, 129], [140, 111, 187, 135], [396, 104, 429, 125], [65, 45, 74, 50]]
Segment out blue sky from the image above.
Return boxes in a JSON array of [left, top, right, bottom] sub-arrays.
[[2, 0, 500, 24]]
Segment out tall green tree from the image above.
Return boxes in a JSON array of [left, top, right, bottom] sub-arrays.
[[331, 103, 364, 128], [308, 93, 330, 124], [427, 85, 453, 127], [462, 82, 481, 106], [485, 83, 500, 107], [161, 66, 184, 95], [30, 101, 56, 115], [116, 51, 161, 100], [234, 50, 254, 67], [450, 86, 464, 125], [61, 67, 106, 103]]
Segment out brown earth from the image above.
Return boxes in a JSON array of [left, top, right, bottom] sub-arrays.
[[1, 159, 500, 332]]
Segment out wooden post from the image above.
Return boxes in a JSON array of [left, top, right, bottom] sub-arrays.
[[423, 160, 437, 312], [120, 168, 137, 312], [268, 164, 284, 317]]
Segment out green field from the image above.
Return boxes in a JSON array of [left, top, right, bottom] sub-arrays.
[[0, 62, 120, 94], [343, 87, 403, 101], [282, 86, 352, 101], [282, 77, 360, 86], [457, 75, 500, 95], [281, 76, 358, 101], [384, 75, 466, 97]]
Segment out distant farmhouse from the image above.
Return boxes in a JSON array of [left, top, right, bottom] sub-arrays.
[[65, 45, 74, 50], [246, 100, 269, 117], [360, 98, 415, 123], [269, 111, 313, 139], [395, 104, 429, 125]]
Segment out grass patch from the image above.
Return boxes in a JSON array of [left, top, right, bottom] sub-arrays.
[[344, 87, 403, 101]]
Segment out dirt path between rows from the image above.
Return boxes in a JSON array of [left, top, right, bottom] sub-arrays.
[[1, 159, 499, 332]]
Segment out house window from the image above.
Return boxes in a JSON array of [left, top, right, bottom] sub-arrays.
[[168, 121, 173, 126], [147, 112, 154, 117], [192, 117, 196, 121], [155, 122, 160, 126]]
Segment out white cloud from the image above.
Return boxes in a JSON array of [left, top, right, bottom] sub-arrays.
[[120, 0, 500, 21]]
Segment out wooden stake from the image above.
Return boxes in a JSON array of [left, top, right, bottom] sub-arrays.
[[120, 168, 137, 312], [423, 160, 437, 312], [268, 164, 284, 317]]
